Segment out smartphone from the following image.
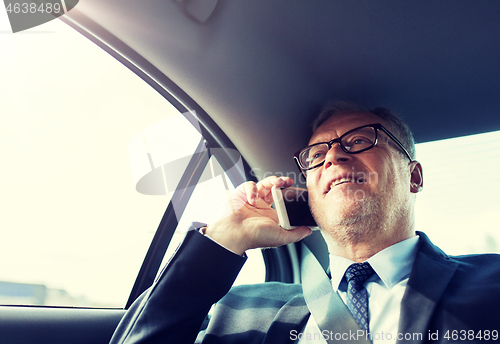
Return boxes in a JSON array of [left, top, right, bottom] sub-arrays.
[[271, 186, 319, 230]]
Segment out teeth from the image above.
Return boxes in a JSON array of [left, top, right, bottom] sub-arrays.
[[330, 177, 365, 189], [331, 177, 353, 188]]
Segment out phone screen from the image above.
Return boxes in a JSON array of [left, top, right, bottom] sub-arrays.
[[281, 188, 318, 227]]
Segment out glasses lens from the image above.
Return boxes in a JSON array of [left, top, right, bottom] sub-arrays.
[[300, 143, 329, 169], [341, 126, 376, 152], [298, 126, 378, 170]]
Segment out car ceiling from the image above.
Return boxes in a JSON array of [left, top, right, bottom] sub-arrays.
[[67, 0, 500, 183]]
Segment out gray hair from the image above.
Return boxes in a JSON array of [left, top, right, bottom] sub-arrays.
[[311, 100, 416, 160]]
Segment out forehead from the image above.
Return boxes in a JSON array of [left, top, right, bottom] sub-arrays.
[[308, 111, 387, 145]]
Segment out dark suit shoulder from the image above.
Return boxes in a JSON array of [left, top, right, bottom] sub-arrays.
[[448, 251, 500, 264], [446, 253, 500, 289], [429, 249, 500, 284], [414, 233, 500, 335]]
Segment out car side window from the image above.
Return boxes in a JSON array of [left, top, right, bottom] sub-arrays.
[[0, 15, 264, 308], [415, 130, 500, 254]]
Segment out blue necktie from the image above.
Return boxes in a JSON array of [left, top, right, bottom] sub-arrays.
[[344, 262, 375, 332]]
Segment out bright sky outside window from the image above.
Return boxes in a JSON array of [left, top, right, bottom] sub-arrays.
[[415, 130, 500, 255], [0, 15, 183, 307]]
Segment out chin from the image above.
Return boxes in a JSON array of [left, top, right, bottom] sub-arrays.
[[312, 196, 382, 241]]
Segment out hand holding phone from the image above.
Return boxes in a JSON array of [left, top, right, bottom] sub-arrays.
[[271, 186, 319, 230]]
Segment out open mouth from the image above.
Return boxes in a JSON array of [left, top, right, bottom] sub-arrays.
[[327, 177, 366, 193]]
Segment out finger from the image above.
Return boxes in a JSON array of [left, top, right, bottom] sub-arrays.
[[257, 176, 294, 202], [244, 181, 258, 205], [232, 181, 255, 205], [258, 176, 286, 190], [265, 177, 295, 203], [278, 176, 294, 187], [254, 225, 313, 249], [280, 226, 313, 244]]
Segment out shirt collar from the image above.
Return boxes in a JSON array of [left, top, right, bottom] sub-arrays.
[[329, 235, 420, 292]]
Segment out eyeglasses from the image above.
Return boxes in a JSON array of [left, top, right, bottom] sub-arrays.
[[294, 123, 412, 173]]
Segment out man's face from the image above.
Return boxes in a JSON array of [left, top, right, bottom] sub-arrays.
[[306, 112, 414, 243]]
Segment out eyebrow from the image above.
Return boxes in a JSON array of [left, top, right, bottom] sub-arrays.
[[309, 127, 349, 144], [309, 130, 342, 144]]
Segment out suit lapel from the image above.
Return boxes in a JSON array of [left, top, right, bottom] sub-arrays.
[[397, 232, 458, 344]]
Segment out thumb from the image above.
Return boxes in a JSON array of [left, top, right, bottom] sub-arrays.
[[285, 226, 313, 243]]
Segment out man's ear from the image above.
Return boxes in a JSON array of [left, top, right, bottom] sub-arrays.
[[409, 161, 423, 193]]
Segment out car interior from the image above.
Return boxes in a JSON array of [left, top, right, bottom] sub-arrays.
[[1, 1, 499, 343]]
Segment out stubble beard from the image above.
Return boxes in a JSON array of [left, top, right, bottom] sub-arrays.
[[310, 190, 384, 245]]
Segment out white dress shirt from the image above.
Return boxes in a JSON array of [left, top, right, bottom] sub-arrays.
[[296, 235, 419, 344]]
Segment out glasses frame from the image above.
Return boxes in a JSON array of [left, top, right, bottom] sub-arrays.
[[294, 123, 413, 175]]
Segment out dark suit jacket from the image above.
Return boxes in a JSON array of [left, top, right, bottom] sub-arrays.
[[109, 230, 500, 344]]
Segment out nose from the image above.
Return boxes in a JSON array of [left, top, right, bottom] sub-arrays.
[[323, 142, 352, 169]]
